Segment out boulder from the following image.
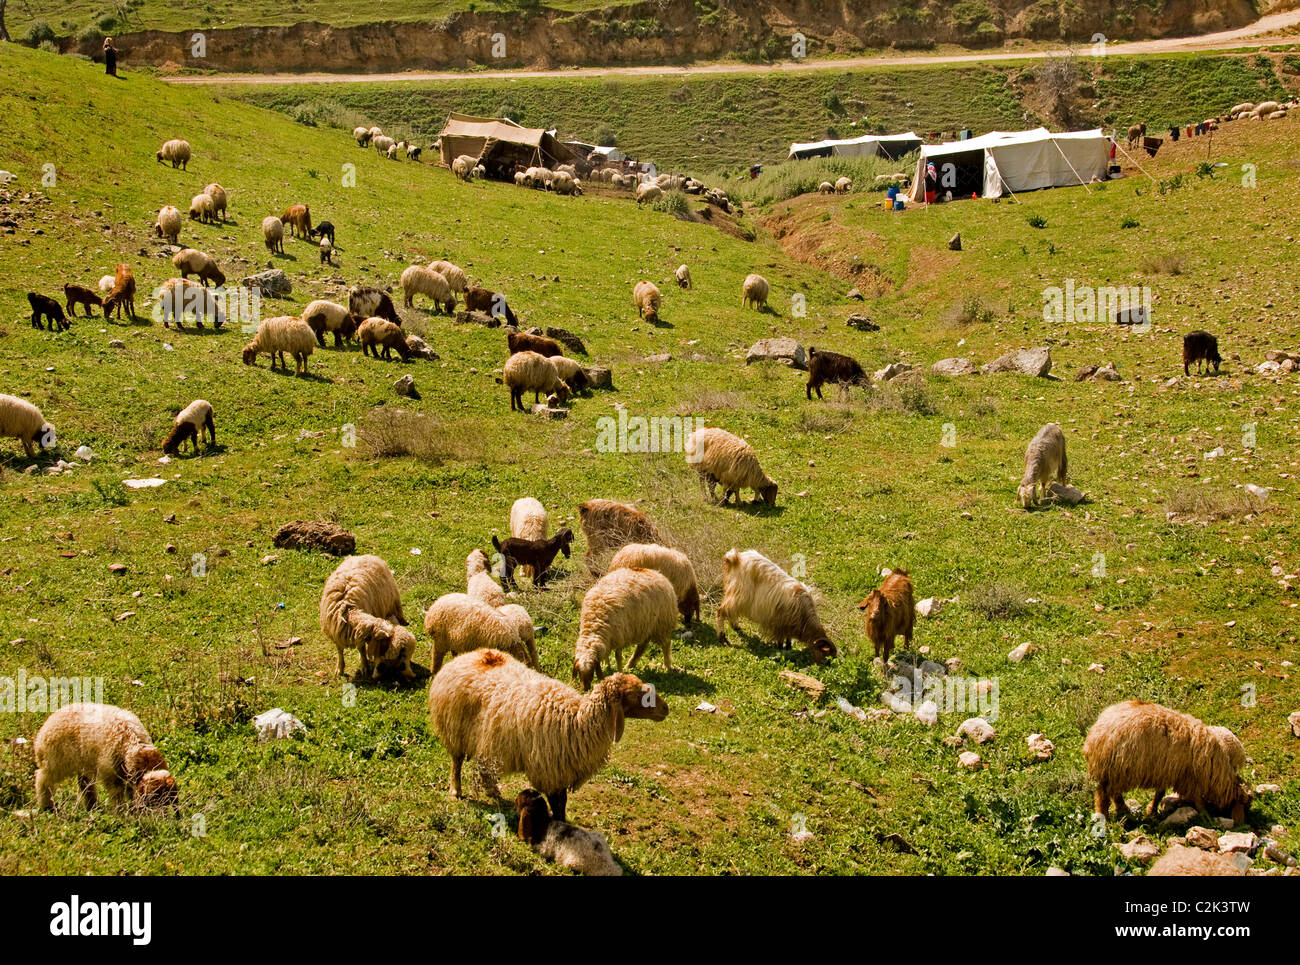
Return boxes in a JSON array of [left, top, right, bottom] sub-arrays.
[[846, 288, 865, 301], [957, 717, 995, 744], [532, 404, 568, 420], [1026, 733, 1055, 761], [1047, 482, 1086, 504], [957, 751, 983, 769], [394, 374, 420, 400], [546, 326, 587, 355], [746, 337, 807, 370], [779, 670, 826, 701], [404, 334, 439, 361], [241, 269, 291, 297], [1290, 710, 1300, 738], [932, 357, 979, 377], [1161, 805, 1199, 827], [948, 232, 962, 251], [984, 346, 1052, 377], [454, 309, 500, 328], [873, 361, 914, 382], [846, 313, 880, 331], [583, 366, 614, 390], [1218, 831, 1258, 854], [1117, 835, 1161, 862], [1075, 362, 1122, 382], [1185, 826, 1220, 851], [1256, 360, 1282, 375]]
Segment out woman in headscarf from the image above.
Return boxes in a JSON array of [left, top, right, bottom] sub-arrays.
[[924, 162, 938, 204], [103, 37, 117, 77]]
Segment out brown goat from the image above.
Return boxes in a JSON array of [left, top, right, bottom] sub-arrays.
[[507, 330, 563, 358], [492, 529, 574, 591], [102, 265, 137, 320], [281, 203, 312, 238], [857, 570, 914, 664], [63, 284, 103, 318]]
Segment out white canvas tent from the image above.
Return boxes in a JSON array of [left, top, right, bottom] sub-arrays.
[[788, 131, 923, 161], [908, 128, 1111, 202]]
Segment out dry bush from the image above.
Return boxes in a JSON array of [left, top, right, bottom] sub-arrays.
[[969, 582, 1030, 621], [866, 377, 938, 416], [673, 388, 744, 415], [1140, 251, 1185, 276], [352, 407, 482, 464], [797, 403, 856, 434], [1165, 486, 1264, 521]]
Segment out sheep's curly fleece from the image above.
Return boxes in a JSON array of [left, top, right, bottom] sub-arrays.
[[424, 591, 530, 673], [685, 426, 777, 503], [608, 543, 700, 624], [574, 566, 678, 687]]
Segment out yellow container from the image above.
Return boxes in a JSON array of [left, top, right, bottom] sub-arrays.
[[882, 195, 893, 211]]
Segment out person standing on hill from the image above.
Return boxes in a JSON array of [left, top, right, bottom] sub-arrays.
[[103, 37, 117, 77], [924, 162, 938, 204]]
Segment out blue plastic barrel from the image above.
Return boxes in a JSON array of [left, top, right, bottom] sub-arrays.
[[893, 199, 905, 211], [886, 186, 898, 200]]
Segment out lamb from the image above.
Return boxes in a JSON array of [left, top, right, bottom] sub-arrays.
[[203, 183, 227, 221], [423, 592, 532, 673], [172, 248, 225, 288], [368, 126, 384, 141], [633, 280, 662, 324], [1017, 422, 1068, 508], [834, 176, 852, 194], [427, 260, 468, 293], [261, 215, 285, 254], [674, 264, 692, 289], [608, 543, 700, 626], [573, 567, 679, 689], [349, 285, 401, 325], [857, 570, 914, 663], [102, 264, 136, 320], [684, 426, 778, 506], [492, 528, 574, 591], [548, 356, 590, 393], [577, 499, 660, 575], [1082, 700, 1251, 824], [354, 126, 373, 147], [741, 273, 770, 310], [63, 284, 102, 318], [28, 292, 69, 331], [153, 204, 182, 244], [281, 203, 312, 239], [452, 154, 476, 180], [242, 315, 316, 374], [161, 398, 216, 456], [319, 238, 335, 266], [429, 648, 669, 820], [1183, 330, 1221, 375], [301, 299, 359, 348], [309, 221, 336, 246], [358, 317, 411, 362], [155, 138, 191, 170], [320, 555, 417, 681], [716, 549, 837, 663], [0, 394, 56, 457], [504, 350, 572, 412], [400, 264, 456, 314], [409, 145, 424, 162], [635, 183, 663, 204], [506, 330, 562, 357], [515, 789, 622, 876], [805, 347, 867, 399], [188, 193, 217, 224], [466, 548, 507, 607], [818, 181, 834, 194], [466, 286, 518, 326], [509, 496, 549, 579], [34, 703, 178, 811], [97, 275, 116, 294], [387, 144, 399, 160], [157, 277, 224, 330]]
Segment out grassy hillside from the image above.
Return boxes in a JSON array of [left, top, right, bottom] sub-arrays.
[[0, 42, 1297, 876]]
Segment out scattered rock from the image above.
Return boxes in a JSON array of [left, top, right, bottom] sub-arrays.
[[915, 596, 951, 618], [931, 357, 979, 377], [983, 346, 1052, 377], [123, 477, 167, 489], [846, 288, 865, 301], [790, 829, 815, 845], [1149, 843, 1247, 876], [532, 404, 568, 420], [545, 327, 587, 355], [108, 563, 127, 575], [914, 700, 938, 726], [1219, 831, 1258, 854], [454, 309, 500, 328], [1113, 307, 1150, 327], [1117, 835, 1161, 862], [1075, 362, 1122, 382], [957, 751, 983, 769], [1288, 710, 1300, 738], [1008, 642, 1033, 662], [108, 339, 125, 349], [1026, 733, 1055, 761], [241, 269, 291, 297], [957, 717, 995, 744], [746, 337, 807, 370], [1161, 805, 1199, 827], [583, 366, 614, 390], [846, 313, 879, 331], [948, 232, 962, 251], [394, 374, 420, 399], [253, 708, 306, 741], [272, 521, 356, 557], [1047, 482, 1086, 504], [404, 334, 439, 361], [1045, 867, 1070, 876], [873, 361, 915, 382], [1186, 826, 1220, 851], [779, 669, 825, 701], [643, 353, 673, 364]]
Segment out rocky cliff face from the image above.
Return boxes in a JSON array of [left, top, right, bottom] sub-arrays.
[[63, 0, 1264, 73]]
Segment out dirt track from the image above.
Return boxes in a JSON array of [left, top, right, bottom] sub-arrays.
[[166, 9, 1300, 86]]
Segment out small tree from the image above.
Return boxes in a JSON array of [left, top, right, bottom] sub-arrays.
[[0, 0, 10, 43]]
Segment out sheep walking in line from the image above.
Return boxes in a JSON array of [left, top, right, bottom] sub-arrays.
[[35, 703, 178, 811], [428, 648, 669, 821], [607, 543, 700, 626], [320, 555, 417, 681], [156, 138, 191, 170], [716, 549, 837, 664], [857, 570, 914, 664], [1017, 422, 1068, 508], [242, 316, 316, 375], [354, 126, 374, 147], [0, 394, 56, 458], [424, 593, 533, 673], [573, 567, 679, 689], [577, 499, 660, 575], [515, 789, 622, 876], [1082, 700, 1250, 825], [161, 399, 216, 456], [685, 426, 778, 506]]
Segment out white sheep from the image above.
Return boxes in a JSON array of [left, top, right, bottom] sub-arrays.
[[153, 204, 182, 244], [504, 350, 572, 411], [608, 543, 700, 626], [320, 554, 416, 680], [573, 567, 679, 689], [552, 172, 582, 196], [716, 549, 837, 663], [203, 183, 227, 221], [633, 280, 662, 324], [497, 603, 538, 668], [261, 215, 285, 254], [1017, 422, 1068, 508], [97, 275, 116, 294], [188, 192, 217, 224], [428, 648, 669, 821], [427, 259, 468, 293], [635, 182, 663, 204], [157, 277, 224, 330], [741, 273, 769, 310], [674, 264, 692, 289], [548, 356, 589, 393], [685, 426, 778, 505], [423, 592, 531, 673], [0, 393, 55, 457], [368, 126, 384, 140], [400, 265, 456, 313], [466, 548, 507, 607], [818, 181, 834, 194], [452, 155, 476, 180], [241, 315, 315, 374], [156, 138, 191, 170], [835, 176, 852, 194], [354, 126, 373, 146], [35, 703, 177, 810], [373, 135, 396, 155]]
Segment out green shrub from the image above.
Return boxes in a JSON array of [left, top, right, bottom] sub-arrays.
[[25, 21, 57, 47], [1026, 213, 1047, 229], [1119, 215, 1140, 229], [651, 190, 691, 219]]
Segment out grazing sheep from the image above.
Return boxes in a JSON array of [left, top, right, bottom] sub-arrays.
[[509, 496, 549, 579], [674, 264, 692, 289], [34, 703, 178, 811], [387, 144, 399, 160], [153, 204, 182, 244], [1082, 700, 1250, 824], [358, 317, 411, 362], [172, 248, 225, 288], [372, 135, 396, 156], [97, 275, 116, 294], [409, 145, 424, 162], [301, 299, 359, 348], [573, 567, 679, 689], [161, 398, 216, 456], [429, 648, 669, 820], [400, 265, 456, 314], [504, 350, 572, 412], [466, 548, 507, 607], [741, 273, 770, 310], [452, 155, 476, 180], [309, 221, 336, 246], [834, 176, 852, 194], [466, 286, 518, 326], [635, 183, 663, 204], [354, 126, 373, 147], [506, 330, 562, 357], [102, 264, 136, 320], [28, 292, 69, 331], [0, 394, 56, 457], [63, 284, 102, 318], [577, 499, 660, 575], [157, 277, 224, 330], [281, 204, 312, 239], [1126, 123, 1147, 146], [203, 183, 227, 221], [242, 315, 315, 374], [685, 426, 778, 506], [548, 356, 590, 393], [424, 593, 532, 674], [608, 543, 700, 626], [155, 138, 191, 170], [261, 215, 285, 254], [806, 347, 867, 399], [515, 789, 622, 876], [857, 570, 914, 663], [1183, 330, 1221, 376], [188, 193, 217, 224], [348, 285, 401, 325], [427, 260, 468, 293], [716, 549, 837, 663], [552, 172, 581, 196], [1017, 422, 1068, 508], [320, 555, 417, 681], [633, 280, 662, 324], [368, 126, 384, 141], [492, 529, 574, 591], [818, 181, 834, 194]]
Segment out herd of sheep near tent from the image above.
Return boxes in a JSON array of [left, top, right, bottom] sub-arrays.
[[6, 120, 1265, 876]]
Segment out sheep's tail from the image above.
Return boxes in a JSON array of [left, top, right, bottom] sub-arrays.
[[1059, 449, 1068, 483], [204, 411, 215, 442], [504, 303, 518, 327], [492, 535, 503, 554]]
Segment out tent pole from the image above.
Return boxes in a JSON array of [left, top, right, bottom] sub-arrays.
[[1113, 139, 1159, 185], [1050, 139, 1092, 194]]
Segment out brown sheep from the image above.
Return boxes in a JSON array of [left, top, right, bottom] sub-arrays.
[[358, 317, 411, 361], [857, 570, 914, 663], [102, 264, 137, 320], [467, 286, 518, 326], [506, 330, 563, 357], [577, 499, 660, 576], [281, 203, 312, 239]]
